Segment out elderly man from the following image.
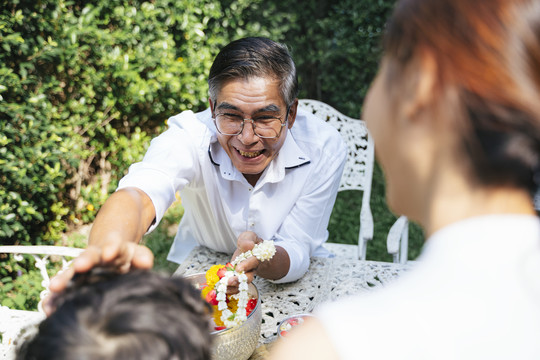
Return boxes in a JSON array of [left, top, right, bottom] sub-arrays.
[[50, 37, 346, 295]]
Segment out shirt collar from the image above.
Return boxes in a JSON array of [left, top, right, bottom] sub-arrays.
[[207, 130, 311, 185]]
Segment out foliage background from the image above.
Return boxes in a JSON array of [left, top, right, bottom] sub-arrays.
[[0, 0, 424, 309]]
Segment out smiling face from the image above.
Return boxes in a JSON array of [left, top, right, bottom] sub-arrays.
[[210, 76, 296, 186]]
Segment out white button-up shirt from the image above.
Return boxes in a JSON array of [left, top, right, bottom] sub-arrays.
[[118, 107, 347, 283]]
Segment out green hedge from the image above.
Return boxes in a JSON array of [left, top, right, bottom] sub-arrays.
[[1, 0, 423, 279]]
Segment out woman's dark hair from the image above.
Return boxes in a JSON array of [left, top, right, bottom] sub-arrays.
[[208, 37, 299, 107], [384, 0, 540, 193], [17, 269, 213, 360]]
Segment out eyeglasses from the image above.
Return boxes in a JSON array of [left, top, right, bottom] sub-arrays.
[[214, 106, 290, 139]]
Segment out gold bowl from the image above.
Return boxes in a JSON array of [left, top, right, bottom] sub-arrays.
[[184, 272, 262, 360]]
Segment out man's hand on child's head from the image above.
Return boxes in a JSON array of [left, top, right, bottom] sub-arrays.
[[46, 242, 153, 315]]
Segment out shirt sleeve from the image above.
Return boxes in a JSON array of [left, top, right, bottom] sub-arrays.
[[271, 140, 347, 283], [117, 111, 202, 233]]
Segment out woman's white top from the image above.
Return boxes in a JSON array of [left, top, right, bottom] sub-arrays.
[[317, 215, 540, 359]]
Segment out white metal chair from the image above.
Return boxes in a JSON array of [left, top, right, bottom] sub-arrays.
[[0, 245, 84, 359], [298, 99, 409, 263]]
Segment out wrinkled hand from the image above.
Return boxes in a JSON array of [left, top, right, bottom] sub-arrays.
[[44, 240, 154, 315], [225, 231, 261, 293]]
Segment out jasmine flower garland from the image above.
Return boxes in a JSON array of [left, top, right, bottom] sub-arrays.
[[216, 240, 276, 328], [231, 240, 277, 266]]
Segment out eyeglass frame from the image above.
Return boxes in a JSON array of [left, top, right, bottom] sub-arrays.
[[213, 105, 292, 139]]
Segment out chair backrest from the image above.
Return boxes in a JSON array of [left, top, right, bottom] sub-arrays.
[[298, 99, 375, 259], [0, 245, 84, 358], [298, 99, 374, 193], [298, 99, 410, 264], [0, 245, 84, 313]]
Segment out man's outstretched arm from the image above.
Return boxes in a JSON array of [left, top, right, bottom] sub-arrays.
[[47, 187, 156, 311]]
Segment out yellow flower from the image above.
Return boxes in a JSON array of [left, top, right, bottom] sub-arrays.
[[203, 264, 231, 327], [213, 306, 224, 327], [201, 285, 211, 299], [205, 264, 225, 288], [86, 204, 95, 211], [211, 298, 238, 327], [228, 297, 239, 313]]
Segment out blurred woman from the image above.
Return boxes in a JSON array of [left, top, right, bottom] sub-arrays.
[[270, 0, 540, 358]]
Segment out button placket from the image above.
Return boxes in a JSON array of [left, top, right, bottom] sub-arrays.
[[247, 186, 256, 229]]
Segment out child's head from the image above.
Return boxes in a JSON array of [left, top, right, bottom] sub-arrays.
[[17, 269, 213, 360]]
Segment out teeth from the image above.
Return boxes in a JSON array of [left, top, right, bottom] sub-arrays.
[[239, 150, 262, 158]]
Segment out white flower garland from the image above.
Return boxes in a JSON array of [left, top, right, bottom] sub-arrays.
[[230, 239, 276, 266], [216, 240, 276, 328]]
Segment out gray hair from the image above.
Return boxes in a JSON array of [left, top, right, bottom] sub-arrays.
[[208, 37, 298, 107]]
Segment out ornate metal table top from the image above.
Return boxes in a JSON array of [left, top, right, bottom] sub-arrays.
[[173, 244, 412, 346]]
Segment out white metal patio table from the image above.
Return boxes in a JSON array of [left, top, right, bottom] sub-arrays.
[[173, 244, 413, 359]]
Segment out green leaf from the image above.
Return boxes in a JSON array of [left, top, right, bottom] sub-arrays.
[[13, 293, 27, 308], [2, 298, 15, 308]]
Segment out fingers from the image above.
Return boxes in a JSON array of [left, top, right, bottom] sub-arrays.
[[232, 255, 258, 288], [72, 245, 103, 273], [235, 255, 258, 275], [112, 247, 153, 274], [226, 276, 239, 295], [41, 291, 57, 316], [110, 242, 135, 273], [234, 231, 261, 265], [224, 231, 264, 295], [236, 231, 261, 252], [233, 231, 262, 283], [46, 260, 81, 315], [48, 242, 154, 299], [132, 245, 154, 269], [48, 245, 102, 294], [224, 256, 257, 294], [48, 266, 75, 293]]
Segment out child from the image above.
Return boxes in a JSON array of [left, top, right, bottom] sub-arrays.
[[17, 269, 213, 360]]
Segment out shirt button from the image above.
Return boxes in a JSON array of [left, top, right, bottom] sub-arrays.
[[248, 188, 253, 192], [250, 223, 255, 227]]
